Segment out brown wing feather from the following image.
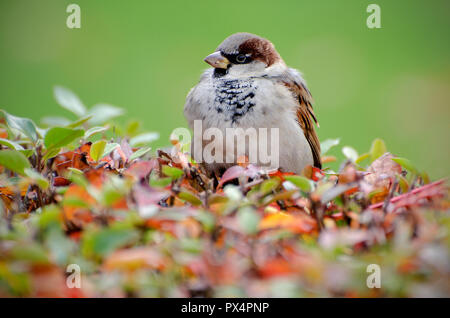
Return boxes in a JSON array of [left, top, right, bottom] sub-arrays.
[[282, 76, 321, 169]]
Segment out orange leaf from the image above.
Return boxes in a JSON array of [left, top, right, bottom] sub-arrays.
[[259, 211, 317, 234], [258, 258, 296, 278], [0, 127, 8, 138], [62, 185, 95, 225], [103, 247, 166, 272], [321, 155, 337, 163], [54, 142, 93, 175]]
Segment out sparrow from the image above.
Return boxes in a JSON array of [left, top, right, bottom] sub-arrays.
[[184, 32, 321, 176]]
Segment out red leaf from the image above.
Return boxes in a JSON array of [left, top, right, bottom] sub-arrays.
[[218, 165, 245, 187], [53, 176, 70, 187], [125, 160, 157, 179]]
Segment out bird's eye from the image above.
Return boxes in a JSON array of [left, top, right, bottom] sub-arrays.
[[235, 54, 247, 63]]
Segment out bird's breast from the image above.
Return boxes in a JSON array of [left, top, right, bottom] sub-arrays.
[[212, 79, 257, 124]]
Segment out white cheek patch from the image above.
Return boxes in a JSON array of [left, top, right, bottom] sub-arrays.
[[227, 61, 267, 78]]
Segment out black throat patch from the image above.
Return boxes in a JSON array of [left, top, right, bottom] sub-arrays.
[[213, 78, 257, 124]]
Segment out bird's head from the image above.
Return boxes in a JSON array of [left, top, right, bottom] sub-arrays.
[[204, 33, 285, 78]]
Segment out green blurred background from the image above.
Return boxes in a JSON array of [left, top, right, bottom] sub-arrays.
[[0, 0, 449, 177]]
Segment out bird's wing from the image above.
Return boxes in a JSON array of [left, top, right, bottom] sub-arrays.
[[280, 68, 321, 169]]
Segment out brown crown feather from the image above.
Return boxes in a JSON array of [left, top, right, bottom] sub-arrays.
[[238, 38, 281, 67]]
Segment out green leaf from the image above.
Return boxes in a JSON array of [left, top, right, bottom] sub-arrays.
[[162, 165, 184, 180], [355, 153, 370, 164], [101, 142, 119, 158], [126, 120, 141, 136], [44, 127, 84, 150], [237, 207, 260, 235], [129, 147, 151, 161], [194, 210, 216, 232], [178, 191, 202, 206], [178, 238, 203, 254], [420, 171, 430, 184], [260, 178, 280, 195], [369, 138, 387, 162], [11, 244, 49, 264], [38, 205, 63, 229], [392, 157, 418, 174], [67, 167, 84, 175], [68, 173, 88, 188], [87, 104, 124, 125], [342, 146, 359, 162], [90, 140, 107, 162], [45, 227, 74, 265], [284, 175, 312, 192], [24, 168, 49, 189], [224, 184, 243, 201], [62, 197, 90, 209], [53, 86, 87, 117], [320, 184, 352, 204], [397, 173, 409, 193], [83, 227, 139, 258], [19, 149, 34, 158], [101, 187, 123, 207], [0, 137, 25, 150], [320, 138, 340, 155], [129, 132, 160, 147], [149, 175, 172, 188], [42, 147, 61, 162], [1, 110, 38, 143], [67, 167, 87, 187], [0, 149, 31, 175], [84, 126, 108, 139], [66, 115, 92, 128], [263, 190, 299, 204]]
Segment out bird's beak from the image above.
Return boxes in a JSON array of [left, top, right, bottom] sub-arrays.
[[204, 51, 230, 69]]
